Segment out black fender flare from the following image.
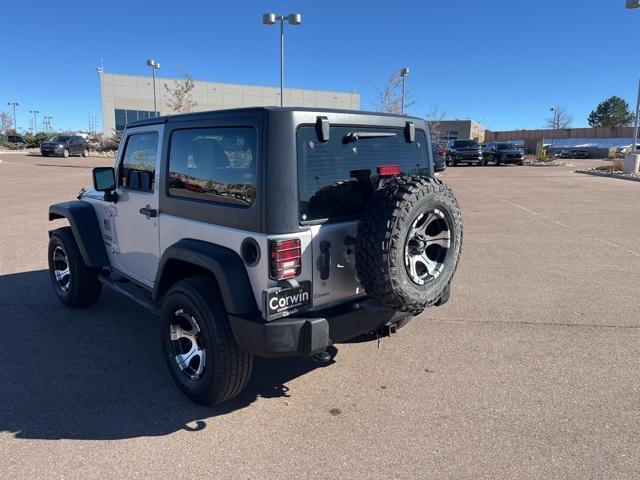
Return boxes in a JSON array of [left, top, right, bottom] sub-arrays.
[[152, 239, 258, 316], [48, 201, 109, 267]]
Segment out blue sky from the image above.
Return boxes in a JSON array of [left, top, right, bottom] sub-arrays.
[[2, 0, 638, 133]]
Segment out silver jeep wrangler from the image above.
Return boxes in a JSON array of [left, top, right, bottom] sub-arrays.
[[47, 107, 463, 404]]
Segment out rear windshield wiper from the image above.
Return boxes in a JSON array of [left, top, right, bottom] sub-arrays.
[[343, 132, 397, 143]]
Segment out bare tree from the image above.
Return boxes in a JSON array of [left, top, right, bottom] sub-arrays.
[[163, 67, 197, 113], [425, 105, 447, 144], [373, 69, 416, 114], [546, 106, 573, 129], [0, 111, 13, 134]]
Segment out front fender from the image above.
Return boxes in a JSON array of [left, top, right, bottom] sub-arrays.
[[49, 201, 109, 267]]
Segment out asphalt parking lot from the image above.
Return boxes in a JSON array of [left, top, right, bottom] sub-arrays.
[[1, 152, 638, 479]]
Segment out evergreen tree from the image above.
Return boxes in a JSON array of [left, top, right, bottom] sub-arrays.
[[588, 96, 634, 127]]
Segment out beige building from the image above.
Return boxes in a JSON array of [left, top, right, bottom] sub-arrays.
[[99, 72, 360, 135], [428, 119, 487, 144]]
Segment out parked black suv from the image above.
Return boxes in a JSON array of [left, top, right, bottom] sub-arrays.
[[7, 135, 25, 145], [558, 149, 590, 159], [445, 139, 482, 166], [482, 142, 524, 166], [41, 135, 90, 158]]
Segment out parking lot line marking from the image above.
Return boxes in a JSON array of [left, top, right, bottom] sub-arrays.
[[469, 186, 640, 259], [469, 187, 571, 229], [430, 317, 640, 330], [599, 239, 640, 259]]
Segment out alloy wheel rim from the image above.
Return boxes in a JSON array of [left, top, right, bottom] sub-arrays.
[[52, 245, 71, 292], [404, 209, 451, 285], [169, 309, 206, 380]]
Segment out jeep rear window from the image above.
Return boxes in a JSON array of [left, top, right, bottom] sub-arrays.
[[297, 126, 428, 223]]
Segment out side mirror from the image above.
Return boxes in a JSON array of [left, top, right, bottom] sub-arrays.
[[92, 167, 118, 202]]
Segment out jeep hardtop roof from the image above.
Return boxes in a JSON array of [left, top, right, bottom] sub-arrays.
[[125, 106, 426, 129]]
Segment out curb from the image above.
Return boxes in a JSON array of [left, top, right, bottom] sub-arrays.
[[575, 170, 640, 182]]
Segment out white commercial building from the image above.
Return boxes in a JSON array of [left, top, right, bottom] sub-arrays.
[[99, 72, 360, 135]]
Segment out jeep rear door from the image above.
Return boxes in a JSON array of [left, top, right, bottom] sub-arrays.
[[108, 125, 163, 286], [296, 125, 430, 309]]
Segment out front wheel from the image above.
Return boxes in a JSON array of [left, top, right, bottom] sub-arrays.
[[62, 148, 70, 158], [48, 227, 102, 307], [161, 276, 253, 405], [82, 148, 89, 157]]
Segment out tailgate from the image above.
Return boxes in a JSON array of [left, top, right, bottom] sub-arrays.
[[308, 221, 364, 309]]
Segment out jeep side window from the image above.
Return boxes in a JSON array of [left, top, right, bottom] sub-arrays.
[[118, 132, 159, 192], [167, 127, 257, 206]]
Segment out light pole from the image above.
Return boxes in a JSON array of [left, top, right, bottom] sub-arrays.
[[400, 67, 410, 114], [44, 116, 53, 132], [29, 110, 40, 133], [262, 12, 302, 107], [146, 59, 161, 116], [549, 106, 559, 129], [626, 1, 640, 157], [549, 107, 557, 152], [7, 102, 19, 133]]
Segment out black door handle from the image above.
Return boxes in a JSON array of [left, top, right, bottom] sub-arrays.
[[139, 205, 157, 218]]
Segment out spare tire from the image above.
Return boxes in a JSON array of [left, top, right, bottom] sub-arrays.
[[356, 176, 463, 314]]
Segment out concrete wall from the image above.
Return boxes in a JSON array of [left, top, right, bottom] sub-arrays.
[[485, 127, 636, 153], [428, 120, 486, 144], [100, 72, 360, 134]]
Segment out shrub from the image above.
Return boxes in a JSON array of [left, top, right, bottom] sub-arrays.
[[23, 132, 53, 148], [595, 159, 624, 171], [613, 158, 624, 171]]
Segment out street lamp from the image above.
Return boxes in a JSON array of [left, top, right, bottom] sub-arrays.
[[549, 106, 559, 129], [626, 1, 640, 153], [400, 67, 410, 114], [7, 101, 19, 133], [262, 12, 303, 107], [29, 110, 40, 133], [44, 116, 53, 132], [146, 59, 161, 116]]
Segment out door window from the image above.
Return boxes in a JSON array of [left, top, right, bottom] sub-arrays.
[[119, 132, 159, 192]]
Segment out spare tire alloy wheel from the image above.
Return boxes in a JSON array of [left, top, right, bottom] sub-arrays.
[[405, 209, 451, 285], [169, 308, 206, 380], [356, 176, 463, 314]]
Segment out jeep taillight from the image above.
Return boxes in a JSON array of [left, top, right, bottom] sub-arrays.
[[377, 164, 401, 177], [269, 239, 302, 280]]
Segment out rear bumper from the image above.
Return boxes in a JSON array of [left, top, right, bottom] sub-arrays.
[[228, 299, 408, 357]]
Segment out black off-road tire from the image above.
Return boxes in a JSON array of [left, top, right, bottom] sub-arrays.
[[356, 176, 463, 315], [48, 227, 102, 307], [161, 276, 253, 405]]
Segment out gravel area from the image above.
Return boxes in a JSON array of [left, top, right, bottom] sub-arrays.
[[575, 168, 640, 182], [523, 159, 567, 167]]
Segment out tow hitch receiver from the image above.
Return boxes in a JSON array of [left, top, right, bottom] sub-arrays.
[[380, 322, 397, 337]]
